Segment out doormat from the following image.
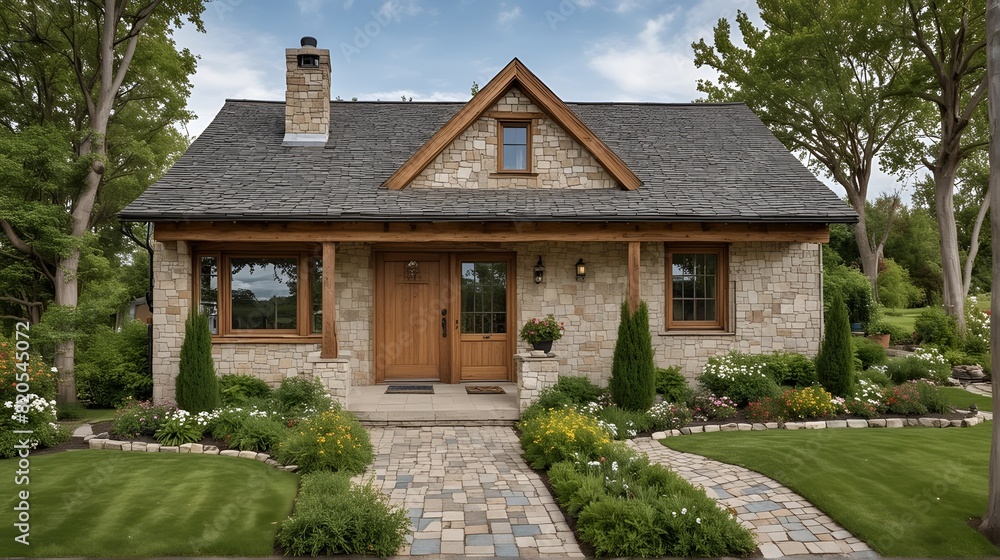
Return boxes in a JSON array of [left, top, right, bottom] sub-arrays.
[[385, 385, 434, 394], [466, 386, 506, 395]]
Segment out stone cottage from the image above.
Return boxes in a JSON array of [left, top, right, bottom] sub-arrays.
[[119, 38, 857, 407]]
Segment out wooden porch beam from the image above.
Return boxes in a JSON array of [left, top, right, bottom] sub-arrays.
[[320, 241, 338, 359], [154, 221, 831, 244], [628, 241, 640, 313]]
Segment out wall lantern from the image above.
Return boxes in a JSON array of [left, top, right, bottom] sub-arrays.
[[533, 256, 545, 284], [575, 258, 587, 281]]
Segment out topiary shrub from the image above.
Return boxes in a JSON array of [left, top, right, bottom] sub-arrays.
[[655, 366, 694, 405], [853, 337, 887, 370], [608, 301, 656, 412], [816, 292, 854, 397], [913, 307, 959, 349], [176, 311, 219, 413]]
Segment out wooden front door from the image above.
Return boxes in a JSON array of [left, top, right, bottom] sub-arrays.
[[375, 253, 451, 381], [457, 257, 513, 381]]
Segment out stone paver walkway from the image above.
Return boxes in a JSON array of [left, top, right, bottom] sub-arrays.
[[630, 438, 877, 559], [360, 426, 583, 558]]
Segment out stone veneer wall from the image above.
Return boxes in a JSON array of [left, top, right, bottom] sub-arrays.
[[511, 241, 824, 385], [154, 238, 822, 398], [151, 241, 372, 403], [409, 88, 617, 190]]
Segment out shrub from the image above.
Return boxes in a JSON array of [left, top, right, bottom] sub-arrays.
[[209, 406, 287, 451], [824, 264, 876, 327], [176, 311, 219, 413], [553, 375, 604, 405], [816, 292, 854, 397], [883, 382, 927, 415], [0, 392, 68, 458], [782, 386, 836, 420], [219, 374, 272, 406], [56, 402, 87, 420], [75, 321, 152, 407], [691, 394, 737, 421], [277, 471, 410, 557], [609, 301, 656, 412], [878, 258, 926, 308], [885, 323, 915, 346], [854, 337, 887, 370], [757, 352, 817, 387], [0, 337, 58, 404], [655, 366, 694, 404], [111, 398, 177, 438], [274, 408, 373, 474], [885, 347, 950, 384], [598, 405, 651, 439], [154, 409, 205, 446], [520, 388, 575, 422], [647, 401, 693, 431], [745, 397, 785, 423], [856, 366, 891, 387], [697, 353, 780, 406], [913, 307, 959, 349], [273, 376, 333, 418], [518, 407, 611, 469], [964, 296, 990, 354], [912, 380, 948, 414]]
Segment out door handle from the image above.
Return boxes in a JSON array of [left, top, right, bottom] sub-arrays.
[[441, 308, 448, 338], [482, 334, 491, 339]]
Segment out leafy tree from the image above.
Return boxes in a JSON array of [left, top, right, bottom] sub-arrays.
[[176, 311, 218, 413], [693, 0, 915, 297], [877, 258, 926, 308], [884, 203, 943, 302], [609, 301, 656, 412], [816, 292, 854, 397], [0, 1, 204, 402], [895, 0, 988, 332]]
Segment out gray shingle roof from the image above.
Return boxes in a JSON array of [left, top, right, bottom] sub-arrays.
[[119, 99, 858, 224]]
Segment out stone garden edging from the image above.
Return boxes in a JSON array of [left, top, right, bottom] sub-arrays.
[[81, 433, 298, 472], [651, 412, 991, 440]]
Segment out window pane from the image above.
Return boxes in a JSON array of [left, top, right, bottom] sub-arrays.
[[503, 145, 527, 170], [460, 261, 507, 334], [200, 256, 219, 335], [670, 251, 722, 326], [230, 258, 298, 330], [504, 125, 527, 144], [311, 259, 322, 334]]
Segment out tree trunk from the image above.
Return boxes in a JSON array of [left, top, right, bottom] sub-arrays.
[[853, 218, 881, 302], [935, 165, 968, 333], [979, 0, 1000, 542], [53, 250, 80, 404]]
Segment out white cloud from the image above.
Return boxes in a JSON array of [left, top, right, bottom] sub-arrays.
[[377, 0, 423, 22], [354, 89, 468, 102], [173, 25, 286, 137], [588, 13, 708, 101], [497, 3, 522, 25]]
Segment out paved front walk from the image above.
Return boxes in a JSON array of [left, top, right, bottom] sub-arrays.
[[630, 438, 876, 559], [360, 426, 584, 558]]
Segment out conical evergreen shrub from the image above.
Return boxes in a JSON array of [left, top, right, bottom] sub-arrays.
[[816, 291, 854, 397], [176, 310, 220, 412], [609, 301, 656, 411]]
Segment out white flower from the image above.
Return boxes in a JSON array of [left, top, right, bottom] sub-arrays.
[[672, 511, 677, 517], [681, 507, 687, 515], [50, 367, 58, 373], [696, 517, 701, 524]]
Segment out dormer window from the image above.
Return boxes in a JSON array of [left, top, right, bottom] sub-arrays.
[[499, 121, 530, 172]]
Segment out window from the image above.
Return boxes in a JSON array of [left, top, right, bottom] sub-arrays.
[[498, 121, 530, 172], [460, 262, 507, 334], [665, 245, 728, 331], [195, 249, 322, 338]]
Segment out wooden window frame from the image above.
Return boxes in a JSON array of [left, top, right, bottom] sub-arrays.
[[665, 244, 729, 331], [193, 246, 322, 342], [497, 119, 532, 173]]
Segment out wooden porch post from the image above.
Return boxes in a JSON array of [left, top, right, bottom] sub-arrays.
[[628, 241, 640, 313], [321, 241, 338, 359]]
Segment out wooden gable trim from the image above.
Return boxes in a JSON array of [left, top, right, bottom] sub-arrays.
[[382, 58, 642, 191]]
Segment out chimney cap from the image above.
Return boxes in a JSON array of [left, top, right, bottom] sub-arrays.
[[300, 36, 318, 48]]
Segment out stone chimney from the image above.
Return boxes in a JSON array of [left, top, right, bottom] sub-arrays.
[[283, 36, 330, 147]]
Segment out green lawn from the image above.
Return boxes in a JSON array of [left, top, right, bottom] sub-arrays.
[[0, 450, 299, 556], [881, 306, 928, 333], [662, 425, 998, 557], [940, 386, 993, 412]]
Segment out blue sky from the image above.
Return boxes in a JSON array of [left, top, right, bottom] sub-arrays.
[[172, 0, 902, 199]]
